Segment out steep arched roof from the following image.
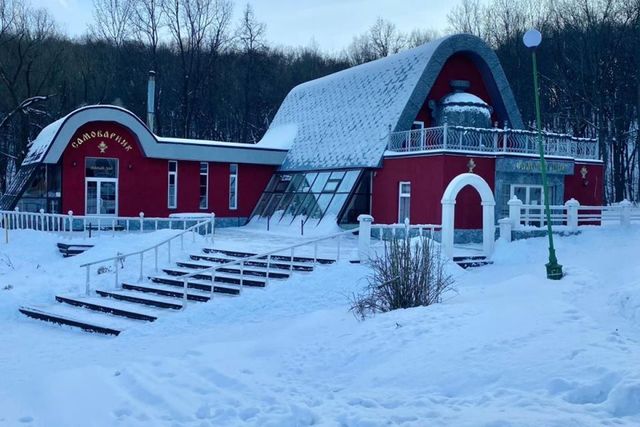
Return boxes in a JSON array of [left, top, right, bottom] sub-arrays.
[[262, 34, 523, 172], [23, 105, 286, 166]]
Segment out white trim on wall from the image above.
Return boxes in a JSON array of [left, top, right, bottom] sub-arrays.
[[398, 181, 411, 223], [168, 160, 178, 209]]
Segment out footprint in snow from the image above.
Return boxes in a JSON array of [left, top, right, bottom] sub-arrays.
[[18, 416, 33, 424]]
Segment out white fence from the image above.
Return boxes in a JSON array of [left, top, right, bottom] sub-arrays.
[[498, 197, 640, 241], [0, 208, 216, 235], [388, 124, 599, 160]]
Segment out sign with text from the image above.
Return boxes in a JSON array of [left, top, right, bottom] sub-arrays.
[[496, 158, 573, 175], [71, 129, 133, 152]]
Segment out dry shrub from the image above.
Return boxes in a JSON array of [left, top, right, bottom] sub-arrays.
[[351, 236, 454, 319]]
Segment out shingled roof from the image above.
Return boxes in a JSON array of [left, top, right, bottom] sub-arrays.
[[260, 34, 524, 172]]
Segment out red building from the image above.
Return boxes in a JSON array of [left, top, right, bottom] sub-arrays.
[[1, 34, 603, 233]]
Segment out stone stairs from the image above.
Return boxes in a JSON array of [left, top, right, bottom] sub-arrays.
[[20, 247, 334, 336]]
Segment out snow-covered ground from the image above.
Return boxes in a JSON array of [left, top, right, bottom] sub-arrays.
[[1, 225, 640, 426]]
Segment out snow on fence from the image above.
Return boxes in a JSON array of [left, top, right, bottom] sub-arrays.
[[0, 208, 216, 236], [499, 197, 640, 241], [388, 124, 599, 160]]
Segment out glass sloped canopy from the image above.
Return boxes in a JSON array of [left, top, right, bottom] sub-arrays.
[[250, 169, 368, 228]]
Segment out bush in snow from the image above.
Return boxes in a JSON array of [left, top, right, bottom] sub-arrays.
[[350, 235, 454, 319]]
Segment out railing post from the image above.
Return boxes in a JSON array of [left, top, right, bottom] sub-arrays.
[[508, 196, 523, 230], [619, 199, 632, 227], [85, 265, 91, 296], [14, 207, 20, 230], [443, 122, 448, 150], [168, 239, 172, 263], [503, 123, 508, 152], [39, 209, 45, 232], [357, 214, 374, 263], [266, 255, 271, 286], [210, 270, 216, 297], [210, 213, 216, 243], [498, 218, 512, 242], [182, 278, 188, 310], [139, 212, 144, 233], [154, 246, 158, 272], [138, 252, 144, 282], [239, 260, 244, 293], [565, 198, 579, 231], [68, 210, 74, 233], [114, 256, 119, 289]]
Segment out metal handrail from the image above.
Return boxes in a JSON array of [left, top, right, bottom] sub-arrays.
[[175, 227, 359, 309], [80, 216, 215, 296], [388, 125, 599, 160]]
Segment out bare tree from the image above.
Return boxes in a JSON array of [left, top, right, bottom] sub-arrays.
[[132, 0, 164, 66], [90, 0, 134, 46], [162, 0, 232, 137]]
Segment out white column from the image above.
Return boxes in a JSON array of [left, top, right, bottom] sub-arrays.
[[482, 202, 495, 257], [508, 196, 523, 230], [441, 201, 455, 259], [564, 198, 579, 231], [498, 218, 512, 242], [619, 199, 632, 227], [357, 214, 374, 263]]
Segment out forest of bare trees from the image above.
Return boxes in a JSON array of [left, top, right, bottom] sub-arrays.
[[1, 0, 639, 203]]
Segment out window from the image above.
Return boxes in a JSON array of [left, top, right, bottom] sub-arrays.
[[229, 163, 238, 210], [251, 169, 363, 227], [168, 161, 178, 209], [199, 162, 208, 209], [411, 121, 424, 130], [398, 181, 411, 223]]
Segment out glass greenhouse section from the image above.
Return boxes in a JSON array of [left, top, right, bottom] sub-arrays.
[[250, 169, 370, 228]]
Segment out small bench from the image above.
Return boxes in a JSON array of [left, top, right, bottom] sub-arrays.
[[57, 243, 94, 258]]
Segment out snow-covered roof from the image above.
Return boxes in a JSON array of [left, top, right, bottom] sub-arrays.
[[265, 34, 523, 171], [21, 105, 287, 167]]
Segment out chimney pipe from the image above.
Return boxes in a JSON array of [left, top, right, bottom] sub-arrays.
[[147, 70, 156, 133]]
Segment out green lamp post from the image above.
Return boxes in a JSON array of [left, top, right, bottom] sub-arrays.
[[523, 29, 563, 280]]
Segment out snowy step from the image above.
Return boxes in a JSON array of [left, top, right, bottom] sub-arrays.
[[55, 295, 162, 321], [203, 248, 336, 265], [19, 304, 143, 336], [120, 282, 214, 302], [167, 264, 289, 279], [190, 253, 314, 272], [148, 275, 242, 294], [152, 271, 266, 288], [95, 289, 184, 310]]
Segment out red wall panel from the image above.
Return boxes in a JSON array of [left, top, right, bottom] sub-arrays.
[[61, 121, 275, 218], [372, 154, 495, 229], [563, 162, 604, 206]]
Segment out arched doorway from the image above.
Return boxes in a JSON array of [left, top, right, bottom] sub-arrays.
[[441, 173, 495, 258]]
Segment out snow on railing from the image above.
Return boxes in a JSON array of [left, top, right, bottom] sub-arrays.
[[371, 221, 441, 241], [387, 124, 599, 160], [174, 223, 361, 309], [79, 215, 215, 296], [498, 197, 640, 241], [0, 208, 215, 236]]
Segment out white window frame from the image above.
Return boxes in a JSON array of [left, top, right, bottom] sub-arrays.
[[510, 184, 544, 226], [412, 121, 425, 130], [199, 162, 209, 210], [229, 163, 238, 210], [398, 181, 411, 223], [168, 160, 178, 209]]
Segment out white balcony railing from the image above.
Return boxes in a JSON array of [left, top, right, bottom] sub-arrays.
[[388, 125, 599, 160]]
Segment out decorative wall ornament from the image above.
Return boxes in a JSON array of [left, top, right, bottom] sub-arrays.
[[580, 165, 589, 186], [98, 141, 108, 154], [467, 158, 477, 173]]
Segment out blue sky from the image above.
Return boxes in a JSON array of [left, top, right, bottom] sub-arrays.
[[31, 0, 463, 52]]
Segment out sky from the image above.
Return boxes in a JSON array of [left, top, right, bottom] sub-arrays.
[[31, 0, 463, 53]]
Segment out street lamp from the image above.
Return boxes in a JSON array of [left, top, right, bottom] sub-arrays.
[[523, 28, 563, 280]]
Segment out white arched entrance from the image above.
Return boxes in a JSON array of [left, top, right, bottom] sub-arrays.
[[441, 173, 495, 258]]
